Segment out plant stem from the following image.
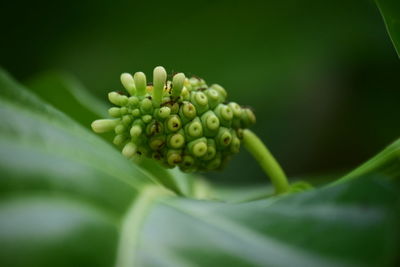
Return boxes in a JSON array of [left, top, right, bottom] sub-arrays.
[[242, 129, 289, 194]]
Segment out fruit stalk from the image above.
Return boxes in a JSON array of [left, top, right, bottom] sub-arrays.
[[242, 129, 289, 194]]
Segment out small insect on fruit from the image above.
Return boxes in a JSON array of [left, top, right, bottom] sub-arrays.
[[91, 66, 255, 173]]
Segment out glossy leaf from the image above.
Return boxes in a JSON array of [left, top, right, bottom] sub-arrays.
[[0, 69, 158, 266], [376, 0, 400, 57], [26, 71, 109, 128], [332, 137, 400, 185], [134, 176, 400, 267]]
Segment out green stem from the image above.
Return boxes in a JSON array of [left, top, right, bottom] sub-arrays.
[[242, 129, 289, 194]]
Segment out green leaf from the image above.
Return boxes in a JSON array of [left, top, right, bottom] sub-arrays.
[[1, 69, 399, 267], [131, 175, 400, 267], [376, 0, 400, 57], [26, 71, 109, 125], [0, 68, 160, 266], [332, 137, 400, 185]]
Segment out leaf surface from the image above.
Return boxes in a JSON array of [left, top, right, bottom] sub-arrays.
[[0, 69, 158, 266], [1, 70, 399, 267], [376, 0, 400, 57], [133, 176, 400, 267]]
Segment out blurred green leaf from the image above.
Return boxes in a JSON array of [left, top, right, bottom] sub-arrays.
[[26, 71, 109, 128], [0, 68, 159, 266], [134, 176, 400, 267], [376, 0, 400, 57], [332, 137, 400, 185]]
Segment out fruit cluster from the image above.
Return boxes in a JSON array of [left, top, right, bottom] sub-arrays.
[[91, 66, 255, 172]]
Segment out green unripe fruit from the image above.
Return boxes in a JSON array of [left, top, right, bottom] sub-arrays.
[[185, 117, 203, 141], [180, 155, 196, 172], [189, 77, 206, 90], [149, 135, 166, 151], [152, 151, 164, 162], [166, 115, 182, 132], [240, 108, 256, 128], [201, 111, 220, 137], [188, 137, 208, 157], [191, 91, 209, 115], [210, 84, 227, 101], [155, 107, 171, 120], [166, 149, 183, 166], [122, 115, 132, 125], [115, 123, 126, 134], [179, 101, 197, 123], [146, 120, 164, 136], [204, 153, 222, 170], [91, 66, 256, 172], [113, 134, 127, 146], [230, 131, 241, 154], [167, 130, 185, 149], [162, 100, 180, 114], [214, 104, 233, 125], [228, 102, 242, 117], [229, 102, 242, 128], [142, 114, 152, 123], [131, 108, 140, 117], [216, 127, 232, 148], [119, 95, 129, 106], [140, 98, 153, 114], [202, 139, 217, 161], [120, 107, 128, 115], [130, 125, 142, 138], [180, 87, 190, 101], [205, 88, 221, 109], [128, 96, 139, 107], [136, 145, 151, 157]]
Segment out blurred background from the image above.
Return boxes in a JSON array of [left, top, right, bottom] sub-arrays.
[[1, 0, 399, 184]]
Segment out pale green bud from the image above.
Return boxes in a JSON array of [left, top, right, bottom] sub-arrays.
[[120, 73, 136, 95], [134, 72, 147, 96], [122, 142, 137, 158], [155, 106, 171, 120], [152, 66, 167, 107], [171, 73, 186, 98], [91, 119, 119, 133], [113, 134, 127, 146], [140, 98, 153, 114], [108, 92, 128, 106], [108, 107, 121, 117]]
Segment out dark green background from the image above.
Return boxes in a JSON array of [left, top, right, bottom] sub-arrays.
[[1, 0, 399, 183]]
